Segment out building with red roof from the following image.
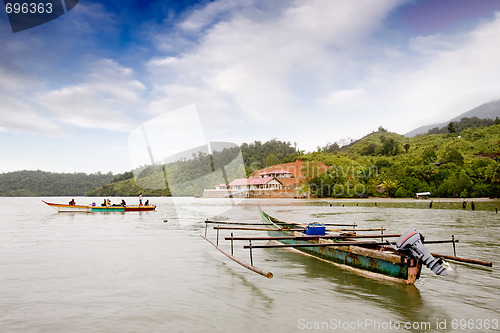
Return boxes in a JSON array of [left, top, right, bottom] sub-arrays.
[[203, 160, 330, 198]]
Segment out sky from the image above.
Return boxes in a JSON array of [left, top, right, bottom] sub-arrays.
[[1, 0, 500, 174]]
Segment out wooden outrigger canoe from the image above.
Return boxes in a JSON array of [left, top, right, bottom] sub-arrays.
[[42, 200, 156, 213], [202, 209, 492, 284], [259, 210, 423, 284]]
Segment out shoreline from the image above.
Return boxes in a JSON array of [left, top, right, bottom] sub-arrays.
[[317, 197, 500, 203]]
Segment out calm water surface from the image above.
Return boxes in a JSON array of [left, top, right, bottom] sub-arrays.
[[0, 197, 499, 332]]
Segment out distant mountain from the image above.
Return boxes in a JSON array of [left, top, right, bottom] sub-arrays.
[[404, 99, 500, 137]]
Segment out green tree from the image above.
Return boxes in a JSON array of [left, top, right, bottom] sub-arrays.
[[448, 122, 456, 134], [379, 135, 396, 156], [442, 148, 464, 166], [361, 143, 377, 156], [380, 179, 399, 197], [321, 142, 340, 153], [265, 153, 279, 167], [422, 147, 437, 163]]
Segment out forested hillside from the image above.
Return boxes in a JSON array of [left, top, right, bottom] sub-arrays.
[[305, 124, 500, 198], [88, 139, 300, 196], [4, 123, 500, 199], [240, 139, 300, 176], [425, 116, 499, 135], [0, 170, 113, 196]]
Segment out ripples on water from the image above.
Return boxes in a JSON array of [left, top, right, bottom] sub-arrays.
[[0, 197, 498, 332]]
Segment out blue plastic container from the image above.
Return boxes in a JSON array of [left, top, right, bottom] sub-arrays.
[[305, 223, 326, 236]]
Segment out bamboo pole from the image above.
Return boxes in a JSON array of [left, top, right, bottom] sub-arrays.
[[244, 241, 381, 249], [322, 223, 358, 227], [423, 240, 459, 244], [225, 234, 402, 241], [243, 240, 458, 249], [213, 226, 279, 231], [201, 235, 273, 278], [333, 228, 386, 232], [431, 253, 492, 267], [205, 220, 272, 226], [277, 221, 358, 227]]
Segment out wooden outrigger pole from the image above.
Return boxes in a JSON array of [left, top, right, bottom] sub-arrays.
[[431, 253, 492, 267], [205, 219, 358, 228], [225, 234, 402, 241], [201, 235, 274, 279], [242, 239, 459, 249]]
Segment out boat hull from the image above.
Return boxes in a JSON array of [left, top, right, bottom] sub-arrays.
[[124, 206, 156, 212], [42, 201, 156, 213], [261, 211, 422, 284]]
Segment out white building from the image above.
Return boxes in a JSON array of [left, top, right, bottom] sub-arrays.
[[227, 177, 283, 191], [258, 170, 292, 179]]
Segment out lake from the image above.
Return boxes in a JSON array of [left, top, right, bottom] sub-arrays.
[[0, 197, 499, 332]]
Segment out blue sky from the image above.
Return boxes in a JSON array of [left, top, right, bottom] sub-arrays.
[[1, 0, 500, 173]]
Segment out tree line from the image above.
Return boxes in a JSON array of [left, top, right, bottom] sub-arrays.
[[306, 122, 500, 198], [0, 170, 113, 196], [3, 118, 499, 198]]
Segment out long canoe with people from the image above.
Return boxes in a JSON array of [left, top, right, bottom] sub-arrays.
[[202, 208, 492, 284], [42, 199, 156, 213]]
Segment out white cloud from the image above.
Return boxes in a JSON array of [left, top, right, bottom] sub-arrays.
[[0, 68, 61, 136], [179, 0, 252, 32], [0, 98, 61, 136], [386, 12, 500, 130], [37, 59, 146, 132], [3, 0, 500, 162], [144, 0, 500, 149], [147, 0, 402, 146]]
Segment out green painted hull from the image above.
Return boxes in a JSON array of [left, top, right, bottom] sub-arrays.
[[90, 206, 125, 212], [261, 211, 422, 284]]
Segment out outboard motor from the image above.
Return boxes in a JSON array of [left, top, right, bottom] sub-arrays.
[[395, 230, 448, 276]]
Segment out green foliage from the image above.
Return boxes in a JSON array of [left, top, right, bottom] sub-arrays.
[[379, 135, 398, 156], [111, 171, 134, 183], [448, 122, 456, 134], [0, 170, 113, 196], [307, 123, 500, 198], [422, 147, 437, 163], [265, 153, 279, 167], [6, 125, 500, 199], [90, 139, 298, 197], [361, 143, 377, 156], [87, 177, 170, 197], [320, 142, 340, 153], [442, 148, 464, 166], [378, 126, 388, 132], [241, 139, 298, 176], [427, 117, 495, 135]]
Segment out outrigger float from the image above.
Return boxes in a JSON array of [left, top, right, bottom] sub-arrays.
[[202, 209, 492, 284], [42, 200, 156, 213]]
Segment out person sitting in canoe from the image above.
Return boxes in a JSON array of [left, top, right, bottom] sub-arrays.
[[101, 199, 108, 207], [69, 199, 75, 205], [121, 199, 126, 206], [144, 199, 149, 206]]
